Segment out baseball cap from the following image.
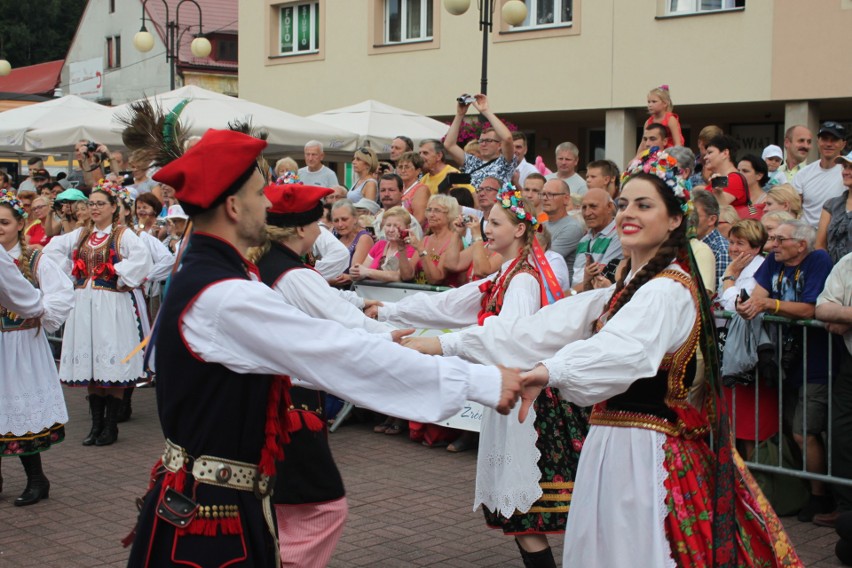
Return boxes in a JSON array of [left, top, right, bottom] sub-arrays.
[[818, 121, 847, 140], [761, 145, 783, 161], [834, 151, 852, 166]]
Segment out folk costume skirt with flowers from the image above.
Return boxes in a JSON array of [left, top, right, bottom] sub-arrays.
[[0, 327, 68, 456], [561, 425, 802, 567], [59, 285, 147, 387], [482, 387, 588, 535]]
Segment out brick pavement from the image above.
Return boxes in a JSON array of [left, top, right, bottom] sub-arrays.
[[0, 386, 844, 567]]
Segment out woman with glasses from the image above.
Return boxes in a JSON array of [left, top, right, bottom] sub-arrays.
[[25, 196, 50, 247], [44, 179, 152, 447], [406, 195, 464, 287], [348, 147, 379, 204], [329, 200, 374, 289], [816, 152, 852, 263], [395, 151, 430, 227]]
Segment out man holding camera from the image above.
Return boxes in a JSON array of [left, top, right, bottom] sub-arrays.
[[444, 94, 516, 187], [737, 219, 835, 523]]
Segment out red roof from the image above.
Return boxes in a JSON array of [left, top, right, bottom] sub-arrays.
[[143, 0, 237, 72], [0, 60, 63, 96]]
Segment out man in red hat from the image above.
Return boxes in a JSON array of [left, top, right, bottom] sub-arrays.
[[126, 129, 526, 568], [251, 180, 399, 567]]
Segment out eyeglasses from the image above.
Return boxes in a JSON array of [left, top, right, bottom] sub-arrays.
[[425, 207, 448, 214], [541, 192, 567, 199], [396, 163, 415, 171], [478, 138, 499, 145], [476, 186, 499, 193], [357, 147, 372, 154], [767, 235, 799, 244], [87, 201, 110, 208]]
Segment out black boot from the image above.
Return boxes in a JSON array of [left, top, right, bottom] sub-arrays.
[[82, 394, 106, 446], [14, 453, 50, 506], [116, 387, 134, 423], [95, 396, 121, 446], [515, 539, 557, 568]]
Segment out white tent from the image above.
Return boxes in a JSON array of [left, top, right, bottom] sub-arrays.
[[0, 95, 108, 152], [307, 100, 449, 154], [23, 86, 359, 154]]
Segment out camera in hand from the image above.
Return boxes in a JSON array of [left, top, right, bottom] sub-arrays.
[[399, 229, 410, 240], [119, 171, 134, 187], [85, 140, 99, 154], [711, 176, 729, 190], [739, 289, 750, 303], [457, 94, 475, 105]]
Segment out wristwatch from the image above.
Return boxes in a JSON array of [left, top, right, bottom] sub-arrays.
[[721, 275, 736, 283], [419, 250, 428, 258]]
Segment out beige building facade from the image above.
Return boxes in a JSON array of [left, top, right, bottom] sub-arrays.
[[239, 0, 852, 169]]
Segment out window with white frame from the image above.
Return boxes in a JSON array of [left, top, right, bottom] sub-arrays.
[[279, 1, 320, 56], [667, 0, 744, 15], [510, 0, 572, 30], [384, 0, 433, 44]]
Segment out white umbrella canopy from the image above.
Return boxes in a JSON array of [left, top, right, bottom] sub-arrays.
[[24, 86, 359, 154], [0, 95, 109, 152], [307, 100, 449, 154]]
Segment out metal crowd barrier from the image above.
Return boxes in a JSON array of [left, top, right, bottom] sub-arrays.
[[716, 311, 851, 488], [45, 280, 850, 490]]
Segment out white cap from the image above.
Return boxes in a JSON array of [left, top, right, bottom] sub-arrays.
[[165, 204, 189, 221], [353, 198, 380, 215], [762, 144, 783, 161]]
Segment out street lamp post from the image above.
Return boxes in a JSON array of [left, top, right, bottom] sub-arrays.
[[132, 0, 212, 91], [443, 0, 527, 95]]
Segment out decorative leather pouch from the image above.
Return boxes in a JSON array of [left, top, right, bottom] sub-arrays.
[[156, 488, 199, 529]]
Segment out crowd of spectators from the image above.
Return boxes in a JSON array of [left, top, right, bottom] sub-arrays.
[[3, 97, 852, 533]]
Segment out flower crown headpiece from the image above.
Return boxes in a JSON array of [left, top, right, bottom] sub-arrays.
[[0, 189, 27, 219], [92, 178, 133, 206], [497, 183, 547, 228], [622, 147, 691, 211], [273, 171, 301, 186]]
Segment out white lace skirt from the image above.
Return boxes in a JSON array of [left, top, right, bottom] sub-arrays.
[[474, 405, 542, 518], [0, 328, 68, 436], [59, 287, 147, 386], [562, 425, 675, 568]]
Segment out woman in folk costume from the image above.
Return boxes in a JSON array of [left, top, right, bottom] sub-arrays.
[[246, 177, 398, 567], [405, 150, 803, 567], [0, 190, 73, 506], [44, 178, 152, 446], [374, 184, 583, 567], [112, 186, 175, 421]]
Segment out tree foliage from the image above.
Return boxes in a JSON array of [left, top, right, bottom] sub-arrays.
[[0, 0, 88, 67]]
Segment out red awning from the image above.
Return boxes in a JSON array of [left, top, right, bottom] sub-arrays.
[[0, 60, 63, 96]]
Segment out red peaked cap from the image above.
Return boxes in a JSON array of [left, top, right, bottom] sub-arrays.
[[153, 129, 267, 210], [264, 183, 333, 227]]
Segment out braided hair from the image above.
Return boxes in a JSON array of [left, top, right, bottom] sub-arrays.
[[608, 172, 689, 318]]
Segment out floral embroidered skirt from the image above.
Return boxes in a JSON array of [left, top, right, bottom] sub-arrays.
[[483, 388, 589, 535], [663, 435, 802, 566], [1, 424, 65, 457]]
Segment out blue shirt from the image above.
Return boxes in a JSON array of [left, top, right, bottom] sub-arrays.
[[754, 249, 834, 384], [702, 229, 731, 286]]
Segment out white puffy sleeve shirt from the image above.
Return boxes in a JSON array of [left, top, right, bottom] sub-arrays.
[[275, 267, 395, 335], [312, 226, 349, 280], [378, 260, 541, 330], [0, 247, 43, 318], [181, 279, 502, 423], [31, 248, 74, 333]]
